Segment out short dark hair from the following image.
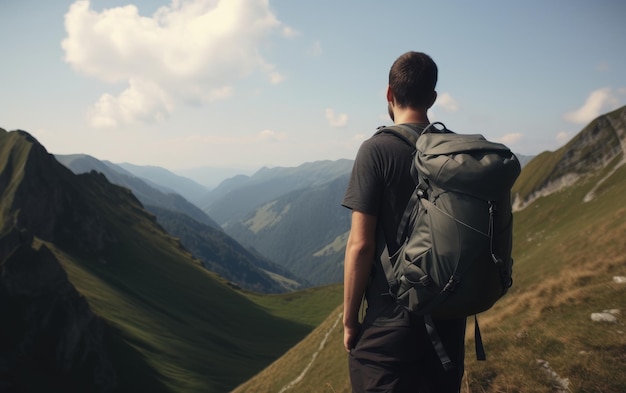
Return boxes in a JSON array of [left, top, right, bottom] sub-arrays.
[[389, 51, 438, 109]]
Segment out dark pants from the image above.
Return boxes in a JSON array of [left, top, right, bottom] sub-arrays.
[[348, 304, 466, 393]]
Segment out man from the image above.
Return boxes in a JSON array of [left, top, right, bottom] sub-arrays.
[[342, 51, 467, 392]]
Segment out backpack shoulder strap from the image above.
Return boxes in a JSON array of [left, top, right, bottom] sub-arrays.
[[374, 124, 421, 148]]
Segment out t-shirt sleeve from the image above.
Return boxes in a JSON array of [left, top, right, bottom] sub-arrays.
[[342, 137, 383, 216]]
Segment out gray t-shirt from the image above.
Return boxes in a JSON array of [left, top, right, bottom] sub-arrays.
[[342, 124, 424, 254], [342, 124, 425, 306]]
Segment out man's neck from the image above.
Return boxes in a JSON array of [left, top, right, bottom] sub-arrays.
[[393, 108, 429, 125]]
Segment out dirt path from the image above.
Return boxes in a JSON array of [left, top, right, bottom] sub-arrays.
[[277, 312, 342, 393]]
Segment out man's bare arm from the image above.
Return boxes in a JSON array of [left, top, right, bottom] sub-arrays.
[[343, 210, 377, 352]]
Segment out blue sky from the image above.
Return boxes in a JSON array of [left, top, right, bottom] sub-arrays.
[[1, 0, 624, 174]]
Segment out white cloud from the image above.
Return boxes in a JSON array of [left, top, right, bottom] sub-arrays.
[[258, 129, 287, 141], [325, 108, 348, 127], [282, 26, 299, 38], [498, 133, 523, 145], [87, 78, 173, 128], [434, 92, 459, 113], [62, 0, 284, 128], [563, 87, 623, 124], [269, 71, 286, 85]]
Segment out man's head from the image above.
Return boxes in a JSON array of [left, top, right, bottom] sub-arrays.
[[387, 52, 438, 121]]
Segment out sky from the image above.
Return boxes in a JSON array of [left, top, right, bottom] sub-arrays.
[[1, 0, 625, 177]]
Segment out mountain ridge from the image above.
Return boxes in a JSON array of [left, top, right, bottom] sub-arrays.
[[55, 154, 220, 230], [55, 153, 298, 292], [512, 105, 626, 210], [116, 162, 209, 204], [200, 159, 354, 226], [223, 173, 351, 285]]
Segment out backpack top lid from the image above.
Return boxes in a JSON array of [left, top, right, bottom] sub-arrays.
[[415, 132, 521, 201]]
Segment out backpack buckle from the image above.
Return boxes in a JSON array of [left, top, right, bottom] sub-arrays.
[[418, 275, 432, 287], [443, 276, 460, 292]]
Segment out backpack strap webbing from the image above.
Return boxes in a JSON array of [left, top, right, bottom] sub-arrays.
[[475, 315, 487, 361], [424, 314, 455, 371], [377, 225, 399, 297]]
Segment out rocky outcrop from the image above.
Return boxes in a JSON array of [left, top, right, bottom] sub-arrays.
[[5, 133, 119, 253], [0, 228, 116, 392], [513, 106, 626, 210]]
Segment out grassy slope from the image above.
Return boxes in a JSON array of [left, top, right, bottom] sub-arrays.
[[234, 158, 626, 392], [243, 284, 343, 329], [52, 195, 342, 393], [462, 155, 626, 392], [1, 129, 343, 393]]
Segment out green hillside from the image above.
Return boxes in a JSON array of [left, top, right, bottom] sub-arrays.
[[0, 128, 342, 392], [56, 153, 301, 293], [232, 114, 626, 392], [224, 174, 351, 286]]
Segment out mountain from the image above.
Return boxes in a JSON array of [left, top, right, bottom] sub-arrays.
[[0, 227, 118, 392], [116, 162, 209, 204], [147, 205, 304, 292], [173, 165, 257, 190], [56, 154, 220, 230], [56, 154, 306, 293], [515, 153, 535, 168], [200, 159, 354, 226], [232, 106, 626, 392], [0, 128, 340, 392], [512, 105, 626, 210], [224, 174, 351, 285]]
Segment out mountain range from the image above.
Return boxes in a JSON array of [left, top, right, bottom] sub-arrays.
[[59, 138, 533, 288], [0, 128, 340, 392], [55, 153, 302, 293]]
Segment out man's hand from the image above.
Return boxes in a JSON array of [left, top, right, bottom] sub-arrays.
[[343, 322, 361, 353]]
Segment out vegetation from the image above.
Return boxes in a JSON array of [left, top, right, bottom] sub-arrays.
[[461, 156, 626, 392], [50, 196, 343, 393]]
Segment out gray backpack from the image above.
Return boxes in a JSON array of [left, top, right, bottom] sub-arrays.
[[376, 122, 521, 366]]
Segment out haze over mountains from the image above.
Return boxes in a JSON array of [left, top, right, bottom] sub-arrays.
[[1, 105, 624, 392]]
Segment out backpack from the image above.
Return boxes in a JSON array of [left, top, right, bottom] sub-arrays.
[[375, 122, 521, 367]]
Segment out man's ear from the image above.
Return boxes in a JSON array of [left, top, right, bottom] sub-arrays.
[[427, 91, 437, 109], [386, 85, 394, 104]]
